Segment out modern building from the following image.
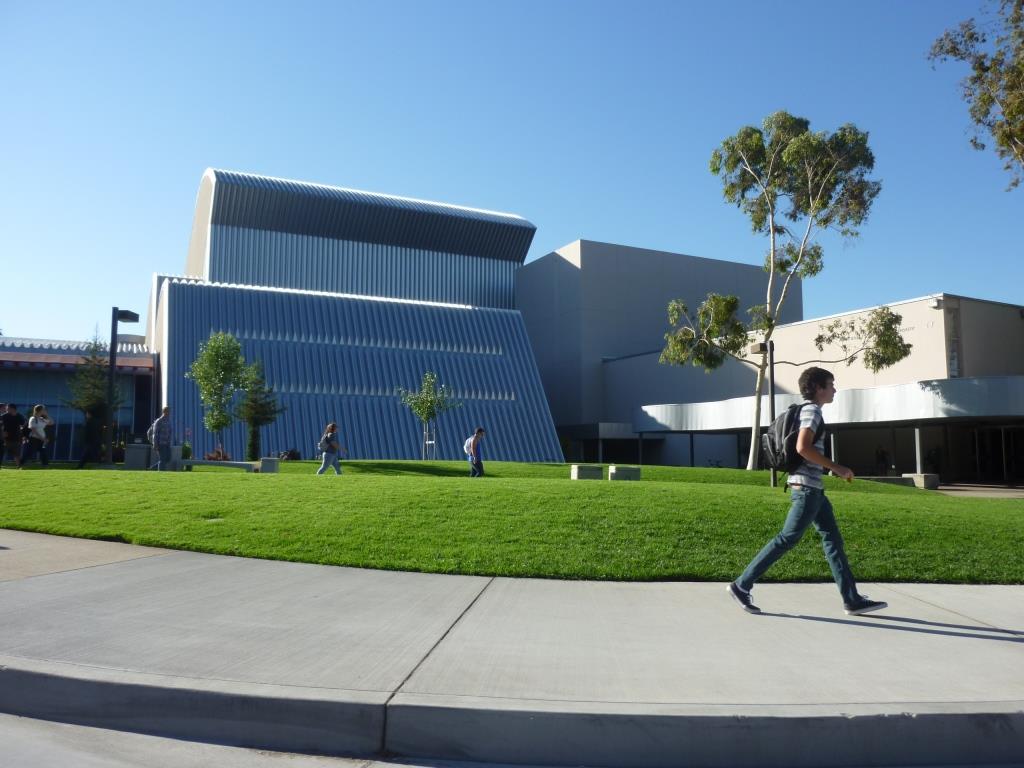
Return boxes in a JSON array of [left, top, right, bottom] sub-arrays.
[[0, 336, 154, 460], [4, 168, 1021, 481], [148, 169, 562, 462], [515, 239, 802, 465], [515, 244, 1024, 484], [635, 293, 1024, 483]]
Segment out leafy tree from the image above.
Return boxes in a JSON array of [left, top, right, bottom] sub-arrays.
[[930, 0, 1024, 189], [186, 332, 247, 448], [65, 337, 120, 460], [396, 371, 461, 459], [236, 361, 284, 461], [661, 111, 910, 470]]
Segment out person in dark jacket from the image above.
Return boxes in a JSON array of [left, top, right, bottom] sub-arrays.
[[2, 403, 26, 467]]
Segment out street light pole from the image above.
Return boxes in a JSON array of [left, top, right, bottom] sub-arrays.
[[106, 307, 139, 464]]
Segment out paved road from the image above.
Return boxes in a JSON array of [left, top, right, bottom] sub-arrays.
[[1, 529, 1022, 768]]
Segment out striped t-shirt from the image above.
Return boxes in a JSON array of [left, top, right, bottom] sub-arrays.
[[787, 403, 825, 490]]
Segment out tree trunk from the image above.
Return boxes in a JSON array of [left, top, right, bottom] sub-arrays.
[[746, 358, 768, 470], [247, 423, 260, 461]]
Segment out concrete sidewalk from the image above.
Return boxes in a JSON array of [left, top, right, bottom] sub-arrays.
[[0, 529, 1021, 768]]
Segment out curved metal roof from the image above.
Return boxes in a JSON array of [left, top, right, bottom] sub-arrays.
[[204, 169, 537, 263]]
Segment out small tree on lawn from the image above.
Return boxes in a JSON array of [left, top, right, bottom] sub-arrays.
[[397, 371, 461, 460], [186, 331, 247, 453], [65, 336, 120, 460], [660, 111, 911, 470], [236, 361, 284, 461]]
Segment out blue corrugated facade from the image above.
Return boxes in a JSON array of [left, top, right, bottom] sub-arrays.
[[162, 281, 562, 461], [159, 169, 563, 462], [208, 227, 519, 309], [189, 169, 533, 308]]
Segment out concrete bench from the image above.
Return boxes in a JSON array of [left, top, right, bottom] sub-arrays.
[[609, 465, 641, 481], [181, 459, 278, 474], [902, 472, 940, 490], [571, 464, 603, 480]]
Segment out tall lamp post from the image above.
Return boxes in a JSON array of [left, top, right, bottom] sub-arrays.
[[107, 307, 139, 464], [751, 340, 777, 487]]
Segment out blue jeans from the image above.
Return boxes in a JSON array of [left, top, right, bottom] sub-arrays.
[[318, 451, 341, 475], [20, 438, 48, 467], [736, 486, 859, 605], [156, 444, 172, 471]]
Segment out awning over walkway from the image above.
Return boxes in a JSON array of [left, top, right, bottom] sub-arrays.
[[635, 376, 1024, 433]]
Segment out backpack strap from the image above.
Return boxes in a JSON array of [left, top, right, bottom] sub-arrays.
[[796, 402, 827, 442]]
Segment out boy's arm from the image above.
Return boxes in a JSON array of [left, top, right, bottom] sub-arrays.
[[796, 428, 853, 480]]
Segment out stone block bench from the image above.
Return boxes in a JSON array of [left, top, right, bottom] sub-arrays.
[[902, 472, 940, 490], [571, 464, 603, 480], [181, 458, 279, 473], [609, 465, 641, 481]]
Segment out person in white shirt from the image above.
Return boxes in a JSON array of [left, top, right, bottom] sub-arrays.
[[728, 368, 888, 617], [20, 404, 53, 468]]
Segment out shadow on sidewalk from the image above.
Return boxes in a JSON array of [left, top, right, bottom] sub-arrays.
[[760, 612, 1023, 643]]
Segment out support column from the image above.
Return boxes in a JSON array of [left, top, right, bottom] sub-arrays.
[[914, 426, 923, 474], [1002, 427, 1008, 484], [830, 432, 837, 462], [638, 433, 643, 466], [689, 433, 695, 467], [597, 438, 603, 464], [974, 428, 981, 480]]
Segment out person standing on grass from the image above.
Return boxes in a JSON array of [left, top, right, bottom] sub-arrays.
[[728, 367, 888, 617], [147, 406, 173, 471], [464, 427, 485, 477], [2, 403, 26, 467], [316, 422, 345, 475], [19, 404, 53, 468]]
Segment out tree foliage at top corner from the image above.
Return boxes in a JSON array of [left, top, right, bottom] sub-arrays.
[[930, 0, 1024, 189]]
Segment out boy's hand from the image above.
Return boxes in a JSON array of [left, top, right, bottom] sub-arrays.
[[833, 465, 854, 482]]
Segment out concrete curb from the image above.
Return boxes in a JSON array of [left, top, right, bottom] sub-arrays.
[[2, 655, 1021, 767], [386, 694, 1024, 767], [0, 655, 385, 757]]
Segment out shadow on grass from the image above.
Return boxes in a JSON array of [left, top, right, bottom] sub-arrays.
[[349, 461, 468, 478]]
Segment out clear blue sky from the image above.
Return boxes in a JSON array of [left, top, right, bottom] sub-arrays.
[[1, 0, 1019, 342]]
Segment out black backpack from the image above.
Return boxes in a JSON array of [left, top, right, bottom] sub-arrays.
[[762, 403, 825, 473]]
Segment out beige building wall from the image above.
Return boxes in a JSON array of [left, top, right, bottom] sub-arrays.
[[957, 297, 1024, 377], [751, 296, 951, 394]]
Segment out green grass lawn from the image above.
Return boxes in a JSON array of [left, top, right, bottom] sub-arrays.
[[2, 461, 1021, 583]]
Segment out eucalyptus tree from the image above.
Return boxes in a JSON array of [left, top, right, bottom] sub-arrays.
[[660, 111, 910, 470], [930, 0, 1024, 189]]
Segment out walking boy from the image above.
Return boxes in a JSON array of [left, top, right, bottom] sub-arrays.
[[728, 367, 887, 617]]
